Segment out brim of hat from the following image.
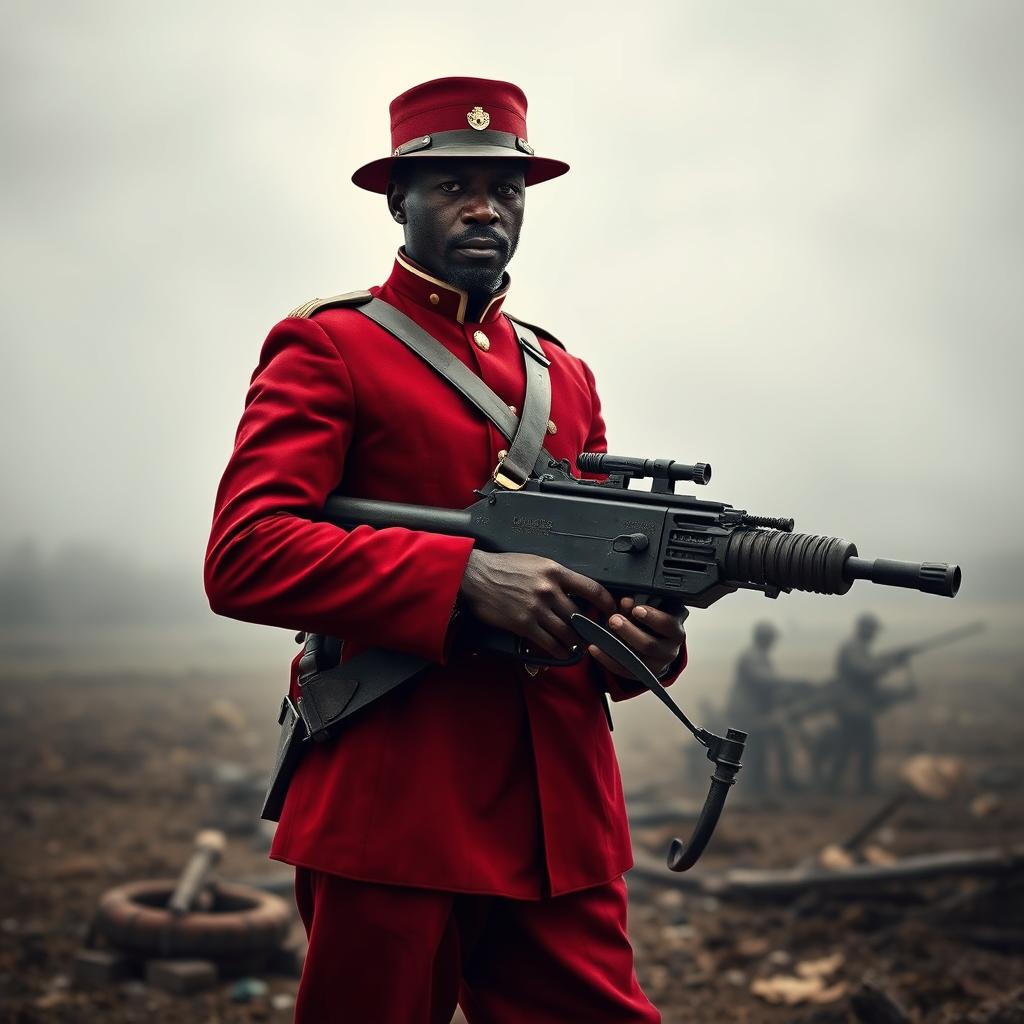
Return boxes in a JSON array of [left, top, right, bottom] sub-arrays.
[[351, 151, 570, 194]]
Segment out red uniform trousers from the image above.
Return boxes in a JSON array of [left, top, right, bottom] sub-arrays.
[[294, 868, 659, 1024]]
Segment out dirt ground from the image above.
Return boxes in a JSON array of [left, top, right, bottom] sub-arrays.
[[0, 664, 1022, 1024]]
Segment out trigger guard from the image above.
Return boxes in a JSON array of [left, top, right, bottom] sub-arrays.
[[517, 637, 586, 668]]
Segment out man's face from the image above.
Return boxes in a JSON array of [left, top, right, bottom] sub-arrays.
[[388, 159, 526, 294]]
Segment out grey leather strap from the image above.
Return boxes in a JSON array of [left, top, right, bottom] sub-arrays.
[[498, 320, 552, 489], [357, 298, 556, 487]]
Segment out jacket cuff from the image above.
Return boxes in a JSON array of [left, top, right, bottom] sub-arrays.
[[400, 535, 476, 664]]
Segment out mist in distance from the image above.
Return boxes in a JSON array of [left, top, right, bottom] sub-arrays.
[[1, 1, 1021, 675]]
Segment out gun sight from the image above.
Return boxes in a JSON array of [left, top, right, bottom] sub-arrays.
[[578, 452, 711, 486]]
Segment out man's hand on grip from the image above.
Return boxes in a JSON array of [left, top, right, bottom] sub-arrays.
[[459, 551, 616, 661], [588, 596, 688, 681]]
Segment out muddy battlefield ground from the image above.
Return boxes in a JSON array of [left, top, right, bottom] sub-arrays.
[[1, 662, 1022, 1023]]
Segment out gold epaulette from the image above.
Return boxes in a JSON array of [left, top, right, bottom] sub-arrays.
[[506, 313, 565, 351], [287, 290, 373, 319]]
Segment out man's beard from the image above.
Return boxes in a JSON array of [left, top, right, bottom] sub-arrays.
[[445, 263, 505, 294], [444, 227, 516, 295]]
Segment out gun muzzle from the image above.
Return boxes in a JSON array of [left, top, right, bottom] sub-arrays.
[[723, 530, 961, 600], [844, 558, 961, 598]]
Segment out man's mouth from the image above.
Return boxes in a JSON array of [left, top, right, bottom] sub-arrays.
[[452, 237, 504, 259]]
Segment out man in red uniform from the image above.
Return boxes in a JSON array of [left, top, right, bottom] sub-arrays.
[[206, 77, 688, 1023]]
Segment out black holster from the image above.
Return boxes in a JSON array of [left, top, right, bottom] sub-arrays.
[[260, 632, 343, 822], [261, 633, 429, 822]]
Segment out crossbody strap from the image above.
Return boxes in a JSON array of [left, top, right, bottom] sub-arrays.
[[281, 301, 565, 759], [357, 298, 557, 489]]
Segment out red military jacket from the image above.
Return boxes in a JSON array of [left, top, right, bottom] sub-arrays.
[[205, 252, 686, 898]]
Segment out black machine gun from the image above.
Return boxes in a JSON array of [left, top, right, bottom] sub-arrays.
[[321, 453, 962, 870]]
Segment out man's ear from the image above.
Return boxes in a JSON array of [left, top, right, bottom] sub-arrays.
[[386, 182, 407, 225]]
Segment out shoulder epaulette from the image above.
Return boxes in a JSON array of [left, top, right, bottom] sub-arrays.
[[288, 290, 373, 319], [506, 313, 565, 351]]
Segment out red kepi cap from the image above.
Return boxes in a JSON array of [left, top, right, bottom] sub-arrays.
[[352, 77, 570, 194]]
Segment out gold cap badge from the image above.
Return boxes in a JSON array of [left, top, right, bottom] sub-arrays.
[[467, 106, 490, 131]]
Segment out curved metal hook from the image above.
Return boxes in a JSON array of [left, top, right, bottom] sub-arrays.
[[666, 728, 746, 871], [570, 614, 747, 872]]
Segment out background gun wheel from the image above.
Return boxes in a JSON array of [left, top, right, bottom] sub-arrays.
[[93, 879, 291, 968]]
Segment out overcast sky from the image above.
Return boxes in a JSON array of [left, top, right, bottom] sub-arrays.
[[2, 1, 1022, 655]]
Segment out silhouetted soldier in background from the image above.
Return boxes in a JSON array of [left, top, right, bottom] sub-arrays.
[[823, 613, 912, 794], [727, 622, 808, 795]]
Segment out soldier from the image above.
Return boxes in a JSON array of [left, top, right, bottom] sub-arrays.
[[205, 78, 687, 1023], [726, 622, 806, 794], [823, 613, 912, 794]]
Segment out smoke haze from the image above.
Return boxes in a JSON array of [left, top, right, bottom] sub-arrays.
[[2, 1, 1021, 674]]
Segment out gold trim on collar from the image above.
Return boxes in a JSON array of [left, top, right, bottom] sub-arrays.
[[479, 285, 509, 322], [396, 251, 468, 323]]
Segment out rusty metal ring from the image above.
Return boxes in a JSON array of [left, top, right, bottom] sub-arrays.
[[94, 879, 291, 960]]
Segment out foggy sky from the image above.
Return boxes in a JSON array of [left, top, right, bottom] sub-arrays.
[[2, 1, 1022, 646]]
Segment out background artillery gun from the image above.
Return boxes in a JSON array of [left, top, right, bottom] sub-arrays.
[[74, 830, 298, 994]]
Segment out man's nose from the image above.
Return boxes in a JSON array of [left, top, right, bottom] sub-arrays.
[[460, 191, 499, 224]]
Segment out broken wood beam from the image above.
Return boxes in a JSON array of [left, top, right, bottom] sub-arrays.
[[629, 844, 1024, 899]]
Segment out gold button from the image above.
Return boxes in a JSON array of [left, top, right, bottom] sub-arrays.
[[546, 419, 557, 435], [508, 404, 517, 415], [497, 449, 508, 460], [429, 293, 440, 305], [473, 330, 490, 352]]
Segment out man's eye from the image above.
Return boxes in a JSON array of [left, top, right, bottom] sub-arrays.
[[497, 183, 521, 197], [439, 182, 461, 193]]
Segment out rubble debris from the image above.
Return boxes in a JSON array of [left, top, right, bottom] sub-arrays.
[[900, 754, 967, 802], [734, 936, 771, 959], [230, 976, 270, 1002], [850, 980, 911, 1024], [5, 665, 1022, 1023], [206, 699, 247, 733], [145, 958, 218, 995], [271, 992, 296, 1013], [72, 948, 129, 987], [966, 986, 1024, 1024], [862, 844, 899, 866], [795, 951, 844, 978], [31, 974, 71, 1010], [819, 844, 856, 871], [750, 973, 847, 1006], [969, 793, 1003, 819]]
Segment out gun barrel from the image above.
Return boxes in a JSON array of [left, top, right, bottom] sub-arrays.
[[844, 557, 961, 598], [323, 496, 473, 537]]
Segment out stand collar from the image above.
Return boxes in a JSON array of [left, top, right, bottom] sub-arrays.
[[387, 249, 510, 325]]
